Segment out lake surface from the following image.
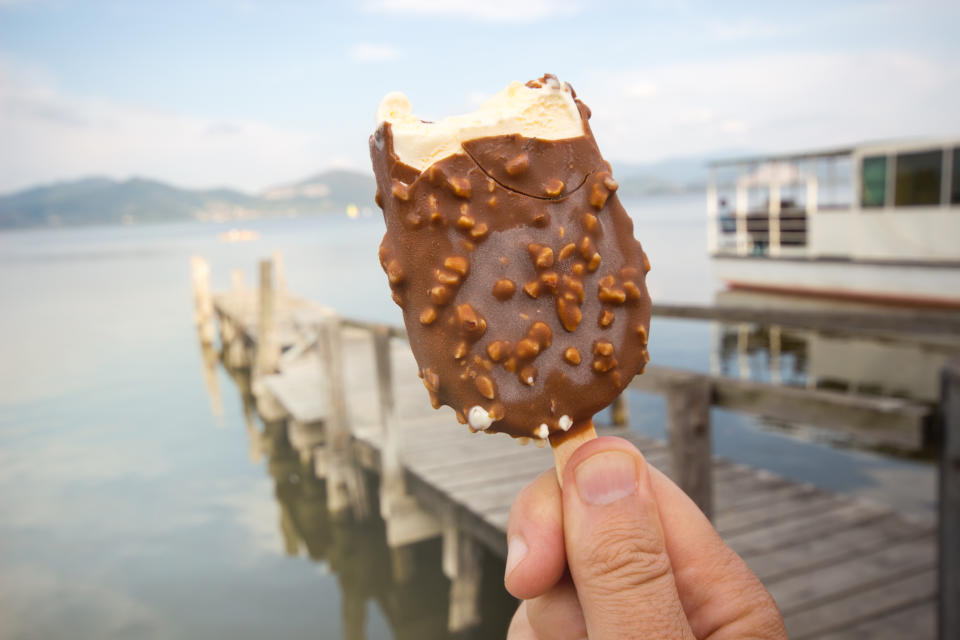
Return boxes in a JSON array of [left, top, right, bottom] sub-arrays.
[[0, 194, 940, 639]]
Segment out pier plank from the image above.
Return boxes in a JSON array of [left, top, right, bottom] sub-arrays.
[[785, 569, 936, 639]]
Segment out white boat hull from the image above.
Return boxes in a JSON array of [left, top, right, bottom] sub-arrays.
[[712, 255, 960, 308]]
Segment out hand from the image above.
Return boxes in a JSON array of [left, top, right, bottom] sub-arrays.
[[504, 436, 787, 639]]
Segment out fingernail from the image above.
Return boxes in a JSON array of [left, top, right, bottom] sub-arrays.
[[575, 451, 638, 505], [505, 535, 528, 577]]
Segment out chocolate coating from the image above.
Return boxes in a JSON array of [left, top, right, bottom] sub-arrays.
[[370, 78, 651, 440]]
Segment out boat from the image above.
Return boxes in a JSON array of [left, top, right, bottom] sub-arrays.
[[707, 138, 960, 307]]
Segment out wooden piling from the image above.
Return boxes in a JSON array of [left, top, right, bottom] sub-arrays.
[[373, 326, 440, 548], [255, 259, 279, 378], [317, 313, 367, 521], [190, 256, 215, 345], [611, 393, 629, 427], [666, 376, 714, 519], [442, 515, 482, 632], [940, 361, 960, 640]]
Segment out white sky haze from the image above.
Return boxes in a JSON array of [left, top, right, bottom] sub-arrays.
[[0, 0, 957, 193]]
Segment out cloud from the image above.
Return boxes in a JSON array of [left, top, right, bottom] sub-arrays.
[[348, 42, 401, 62], [580, 50, 960, 165], [364, 0, 582, 22], [0, 59, 341, 193]]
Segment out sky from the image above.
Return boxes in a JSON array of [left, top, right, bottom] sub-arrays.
[[1, 0, 958, 194]]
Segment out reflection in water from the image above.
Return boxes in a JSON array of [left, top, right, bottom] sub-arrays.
[[710, 293, 960, 404], [221, 363, 517, 639], [199, 341, 224, 423]]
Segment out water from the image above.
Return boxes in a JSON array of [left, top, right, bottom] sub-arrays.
[[0, 195, 940, 639]]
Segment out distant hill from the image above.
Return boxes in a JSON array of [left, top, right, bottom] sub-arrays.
[[0, 152, 738, 229], [0, 170, 377, 229]]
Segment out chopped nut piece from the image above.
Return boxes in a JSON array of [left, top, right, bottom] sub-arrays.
[[643, 252, 652, 273], [455, 303, 487, 339], [528, 243, 554, 269], [486, 340, 512, 362], [603, 176, 619, 191], [593, 340, 614, 356], [422, 369, 439, 392], [488, 196, 498, 207], [583, 212, 599, 233], [598, 287, 627, 304], [529, 322, 552, 347], [579, 236, 595, 258], [430, 285, 452, 306], [375, 189, 383, 208], [515, 338, 540, 359], [572, 263, 585, 276], [470, 222, 489, 239], [453, 341, 468, 360], [562, 275, 585, 303], [457, 214, 475, 230], [448, 176, 472, 199], [386, 259, 404, 285], [523, 280, 541, 299], [535, 423, 549, 439], [544, 179, 564, 197], [475, 375, 496, 400], [391, 181, 411, 201], [563, 347, 581, 365], [520, 365, 537, 386], [556, 296, 582, 332], [532, 211, 550, 227], [598, 275, 616, 289], [623, 281, 642, 301], [436, 269, 460, 285], [558, 415, 573, 431], [636, 324, 648, 344], [589, 182, 608, 209], [599, 309, 615, 327], [540, 270, 559, 291], [505, 153, 530, 176], [587, 253, 602, 272], [492, 279, 516, 300], [444, 255, 470, 276], [420, 307, 437, 325], [391, 291, 403, 307], [558, 243, 576, 261]]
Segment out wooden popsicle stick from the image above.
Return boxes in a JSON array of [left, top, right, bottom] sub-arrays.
[[549, 418, 597, 486]]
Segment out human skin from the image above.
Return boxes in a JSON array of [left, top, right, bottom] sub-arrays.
[[503, 436, 788, 639]]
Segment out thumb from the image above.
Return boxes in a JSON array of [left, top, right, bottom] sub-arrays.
[[562, 437, 694, 640]]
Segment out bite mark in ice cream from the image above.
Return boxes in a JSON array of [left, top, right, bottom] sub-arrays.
[[377, 76, 583, 172]]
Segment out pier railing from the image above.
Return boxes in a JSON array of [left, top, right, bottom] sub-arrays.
[[192, 255, 958, 639]]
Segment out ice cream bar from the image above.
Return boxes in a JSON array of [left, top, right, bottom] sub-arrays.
[[370, 74, 651, 452]]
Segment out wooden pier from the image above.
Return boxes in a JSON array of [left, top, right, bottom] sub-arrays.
[[194, 256, 956, 639]]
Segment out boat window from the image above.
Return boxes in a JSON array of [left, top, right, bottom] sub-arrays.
[[952, 148, 960, 205], [861, 155, 886, 207], [895, 150, 942, 206]]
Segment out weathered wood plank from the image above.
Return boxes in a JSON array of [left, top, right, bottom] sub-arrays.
[[667, 376, 713, 517], [715, 489, 842, 536], [725, 502, 890, 558], [785, 568, 936, 640], [815, 600, 936, 640], [769, 536, 935, 616], [744, 512, 933, 582]]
